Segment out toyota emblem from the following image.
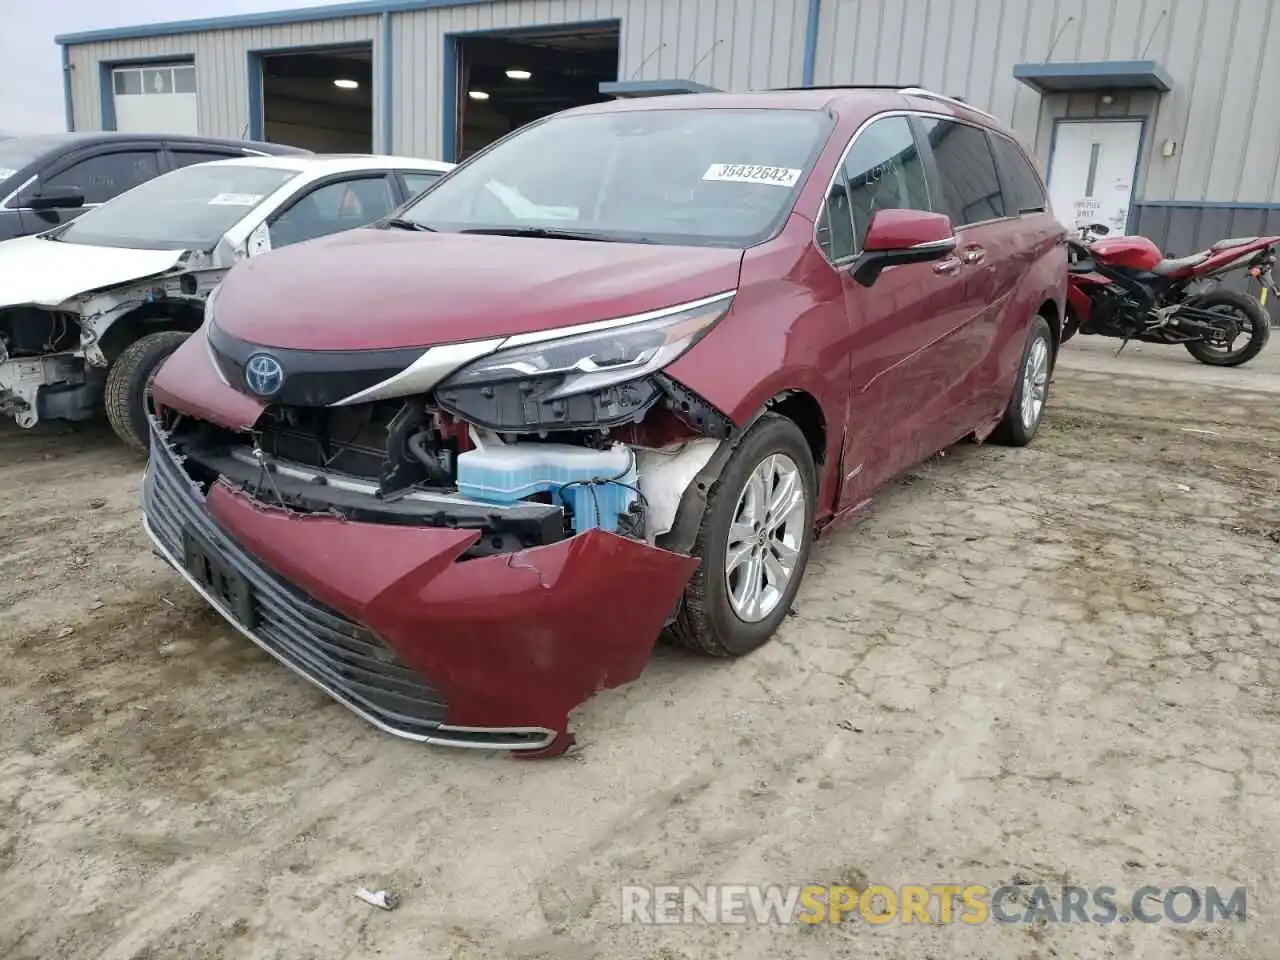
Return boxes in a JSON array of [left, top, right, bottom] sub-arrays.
[[244, 353, 285, 397]]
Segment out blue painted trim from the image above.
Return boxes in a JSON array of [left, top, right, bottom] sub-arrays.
[[56, 0, 491, 46], [61, 45, 75, 131], [442, 33, 458, 162], [99, 62, 115, 130], [598, 79, 717, 97], [1013, 60, 1173, 94], [801, 0, 821, 87], [1134, 200, 1280, 210], [441, 19, 621, 163], [380, 12, 393, 152], [246, 52, 263, 140]]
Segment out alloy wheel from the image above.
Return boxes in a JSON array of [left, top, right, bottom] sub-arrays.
[[1021, 336, 1050, 431], [724, 453, 807, 623]]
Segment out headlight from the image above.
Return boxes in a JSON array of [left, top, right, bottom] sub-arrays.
[[438, 290, 734, 400], [202, 281, 221, 328]]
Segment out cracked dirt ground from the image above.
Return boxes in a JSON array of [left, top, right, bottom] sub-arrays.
[[2, 339, 1279, 960]]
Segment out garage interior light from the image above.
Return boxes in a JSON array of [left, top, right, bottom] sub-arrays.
[[469, 90, 490, 100], [505, 68, 532, 80], [333, 78, 359, 89]]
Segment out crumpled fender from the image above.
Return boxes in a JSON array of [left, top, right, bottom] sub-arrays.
[[207, 482, 700, 755], [152, 325, 265, 431]]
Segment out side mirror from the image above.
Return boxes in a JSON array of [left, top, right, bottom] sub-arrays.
[[851, 209, 957, 287], [245, 221, 271, 257], [1087, 222, 1110, 236], [28, 186, 86, 211]]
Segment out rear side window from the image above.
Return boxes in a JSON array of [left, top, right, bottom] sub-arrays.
[[919, 118, 1005, 226], [990, 134, 1047, 214], [402, 171, 443, 197]]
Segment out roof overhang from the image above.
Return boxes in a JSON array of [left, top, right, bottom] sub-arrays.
[[1013, 60, 1173, 95], [598, 79, 718, 98]]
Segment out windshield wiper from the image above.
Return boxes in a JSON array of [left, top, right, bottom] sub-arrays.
[[382, 218, 435, 232], [458, 226, 634, 242]]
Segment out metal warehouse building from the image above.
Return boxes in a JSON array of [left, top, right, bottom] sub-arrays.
[[56, 0, 1280, 263]]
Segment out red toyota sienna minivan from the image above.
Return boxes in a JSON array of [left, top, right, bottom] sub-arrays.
[[143, 87, 1066, 755]]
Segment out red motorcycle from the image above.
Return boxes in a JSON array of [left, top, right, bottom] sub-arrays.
[[1064, 224, 1276, 366]]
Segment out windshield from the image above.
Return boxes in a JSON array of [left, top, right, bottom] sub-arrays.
[[399, 108, 833, 246], [55, 163, 301, 251]]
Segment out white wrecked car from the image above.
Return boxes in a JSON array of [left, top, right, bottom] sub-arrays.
[[0, 153, 453, 450]]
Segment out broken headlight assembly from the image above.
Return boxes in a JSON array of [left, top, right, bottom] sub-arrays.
[[434, 291, 735, 433]]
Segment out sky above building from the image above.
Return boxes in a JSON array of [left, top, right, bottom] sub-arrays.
[[0, 0, 348, 136]]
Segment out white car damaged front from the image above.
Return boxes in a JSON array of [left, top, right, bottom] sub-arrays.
[[0, 159, 303, 450], [0, 244, 228, 429]]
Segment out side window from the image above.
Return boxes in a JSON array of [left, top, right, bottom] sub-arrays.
[[989, 134, 1047, 214], [37, 150, 161, 205], [402, 171, 443, 197], [841, 116, 933, 246], [269, 175, 397, 248], [919, 118, 1006, 226], [171, 149, 242, 170], [816, 172, 857, 262]]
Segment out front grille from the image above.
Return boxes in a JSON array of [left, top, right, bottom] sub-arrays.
[[143, 425, 452, 738]]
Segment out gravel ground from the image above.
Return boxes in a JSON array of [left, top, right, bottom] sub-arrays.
[[1, 338, 1278, 960]]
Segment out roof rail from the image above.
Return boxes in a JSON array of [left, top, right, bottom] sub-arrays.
[[768, 84, 916, 91], [897, 87, 999, 122]]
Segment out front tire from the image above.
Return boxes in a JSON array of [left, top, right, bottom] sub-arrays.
[[104, 330, 190, 454], [1182, 290, 1270, 367], [669, 413, 817, 658], [990, 314, 1053, 447]]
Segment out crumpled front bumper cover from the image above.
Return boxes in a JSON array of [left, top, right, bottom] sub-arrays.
[[142, 422, 699, 755]]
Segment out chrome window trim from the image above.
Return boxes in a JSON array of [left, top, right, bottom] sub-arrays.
[[811, 108, 1022, 270]]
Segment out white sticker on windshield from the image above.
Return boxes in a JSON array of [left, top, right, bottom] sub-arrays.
[[208, 192, 264, 206], [0, 169, 16, 182], [703, 163, 802, 187]]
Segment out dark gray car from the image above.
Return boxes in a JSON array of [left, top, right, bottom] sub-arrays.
[[0, 132, 308, 242]]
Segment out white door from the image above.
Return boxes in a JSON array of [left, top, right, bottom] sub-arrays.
[[111, 64, 199, 136], [1047, 120, 1142, 234]]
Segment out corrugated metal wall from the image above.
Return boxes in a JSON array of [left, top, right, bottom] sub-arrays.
[[813, 0, 1280, 204], [65, 17, 384, 145], [390, 0, 809, 159]]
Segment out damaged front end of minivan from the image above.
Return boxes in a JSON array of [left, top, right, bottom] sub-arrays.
[[142, 292, 744, 755]]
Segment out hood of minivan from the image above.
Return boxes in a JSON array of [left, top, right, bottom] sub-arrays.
[[0, 235, 188, 309], [212, 228, 744, 351]]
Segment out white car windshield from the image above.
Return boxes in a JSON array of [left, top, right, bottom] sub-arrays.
[[54, 163, 301, 251], [398, 108, 833, 247]]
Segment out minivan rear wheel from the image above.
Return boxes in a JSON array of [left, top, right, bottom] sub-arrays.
[[990, 315, 1053, 447], [669, 413, 817, 658]]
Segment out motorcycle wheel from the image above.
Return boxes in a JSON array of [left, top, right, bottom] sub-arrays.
[[1183, 290, 1271, 367], [1061, 314, 1080, 344]]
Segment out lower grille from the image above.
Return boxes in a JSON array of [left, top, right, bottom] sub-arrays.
[[142, 424, 455, 738]]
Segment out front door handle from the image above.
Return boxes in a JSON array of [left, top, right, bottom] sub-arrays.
[[933, 256, 962, 275]]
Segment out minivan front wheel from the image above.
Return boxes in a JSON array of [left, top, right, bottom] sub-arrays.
[[669, 413, 817, 658]]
